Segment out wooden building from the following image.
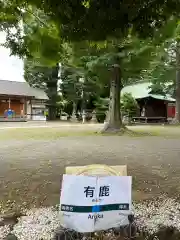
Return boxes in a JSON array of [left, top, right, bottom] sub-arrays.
[[0, 80, 48, 121], [121, 82, 176, 123]]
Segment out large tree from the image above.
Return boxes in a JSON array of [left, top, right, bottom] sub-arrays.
[[1, 1, 180, 130], [71, 37, 158, 131], [22, 12, 62, 120], [39, 1, 179, 131]]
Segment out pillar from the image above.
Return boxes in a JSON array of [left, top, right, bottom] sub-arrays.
[[24, 98, 27, 119], [8, 98, 11, 108], [82, 110, 86, 124]]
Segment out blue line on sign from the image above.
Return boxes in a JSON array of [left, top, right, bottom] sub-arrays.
[[92, 205, 100, 212]]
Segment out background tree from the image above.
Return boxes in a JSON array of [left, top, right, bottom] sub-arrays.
[[60, 50, 105, 119], [1, 6, 74, 120], [121, 93, 139, 120], [1, 1, 180, 128], [24, 59, 49, 90], [24, 59, 60, 120], [94, 98, 109, 122], [73, 37, 156, 131], [142, 19, 180, 122], [60, 65, 82, 117]]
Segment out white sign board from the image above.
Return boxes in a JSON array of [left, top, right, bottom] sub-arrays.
[[60, 175, 132, 233]]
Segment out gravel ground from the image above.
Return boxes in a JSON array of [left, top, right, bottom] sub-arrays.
[[1, 197, 180, 239]]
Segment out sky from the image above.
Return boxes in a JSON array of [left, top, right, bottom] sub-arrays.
[[0, 32, 24, 82]]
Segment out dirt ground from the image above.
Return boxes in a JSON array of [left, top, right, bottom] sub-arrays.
[[0, 124, 180, 214]]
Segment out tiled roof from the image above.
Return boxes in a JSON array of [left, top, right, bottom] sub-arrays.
[[122, 82, 175, 102], [0, 80, 48, 100]]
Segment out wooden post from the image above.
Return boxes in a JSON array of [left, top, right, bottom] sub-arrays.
[[22, 99, 25, 118], [30, 99, 33, 120], [8, 98, 11, 108], [24, 98, 27, 119]]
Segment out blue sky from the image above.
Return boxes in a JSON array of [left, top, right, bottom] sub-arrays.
[[0, 32, 24, 82]]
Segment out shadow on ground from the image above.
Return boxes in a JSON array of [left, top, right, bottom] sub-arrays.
[[52, 226, 180, 240], [4, 226, 180, 240], [135, 227, 180, 240]]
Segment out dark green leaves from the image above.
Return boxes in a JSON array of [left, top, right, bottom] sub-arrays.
[[29, 0, 180, 41]]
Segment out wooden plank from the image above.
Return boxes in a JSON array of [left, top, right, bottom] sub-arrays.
[[133, 116, 166, 120], [65, 164, 127, 176]]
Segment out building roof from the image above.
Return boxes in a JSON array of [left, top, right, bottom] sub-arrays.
[[121, 82, 175, 102], [30, 88, 49, 100], [0, 80, 48, 100]]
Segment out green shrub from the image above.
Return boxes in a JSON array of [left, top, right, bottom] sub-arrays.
[[121, 93, 139, 118]]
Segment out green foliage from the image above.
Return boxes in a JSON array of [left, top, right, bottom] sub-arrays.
[[60, 61, 104, 117], [121, 93, 139, 117], [94, 93, 139, 121], [0, 1, 22, 30], [2, 0, 179, 41], [94, 97, 109, 122], [30, 0, 180, 41], [1, 6, 72, 66], [24, 58, 51, 90], [24, 58, 60, 120], [94, 97, 109, 111], [60, 43, 109, 115], [60, 65, 82, 103], [1, 0, 180, 55], [74, 37, 156, 88], [1, 0, 180, 127], [19, 9, 74, 120], [141, 20, 180, 96]]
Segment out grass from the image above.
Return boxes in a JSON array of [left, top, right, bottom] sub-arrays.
[[0, 125, 180, 140], [0, 128, 96, 140], [129, 125, 180, 137], [0, 127, 154, 140]]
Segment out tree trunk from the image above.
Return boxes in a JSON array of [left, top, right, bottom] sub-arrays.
[[175, 41, 180, 123], [48, 105, 57, 120], [47, 64, 59, 121], [102, 63, 123, 132]]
